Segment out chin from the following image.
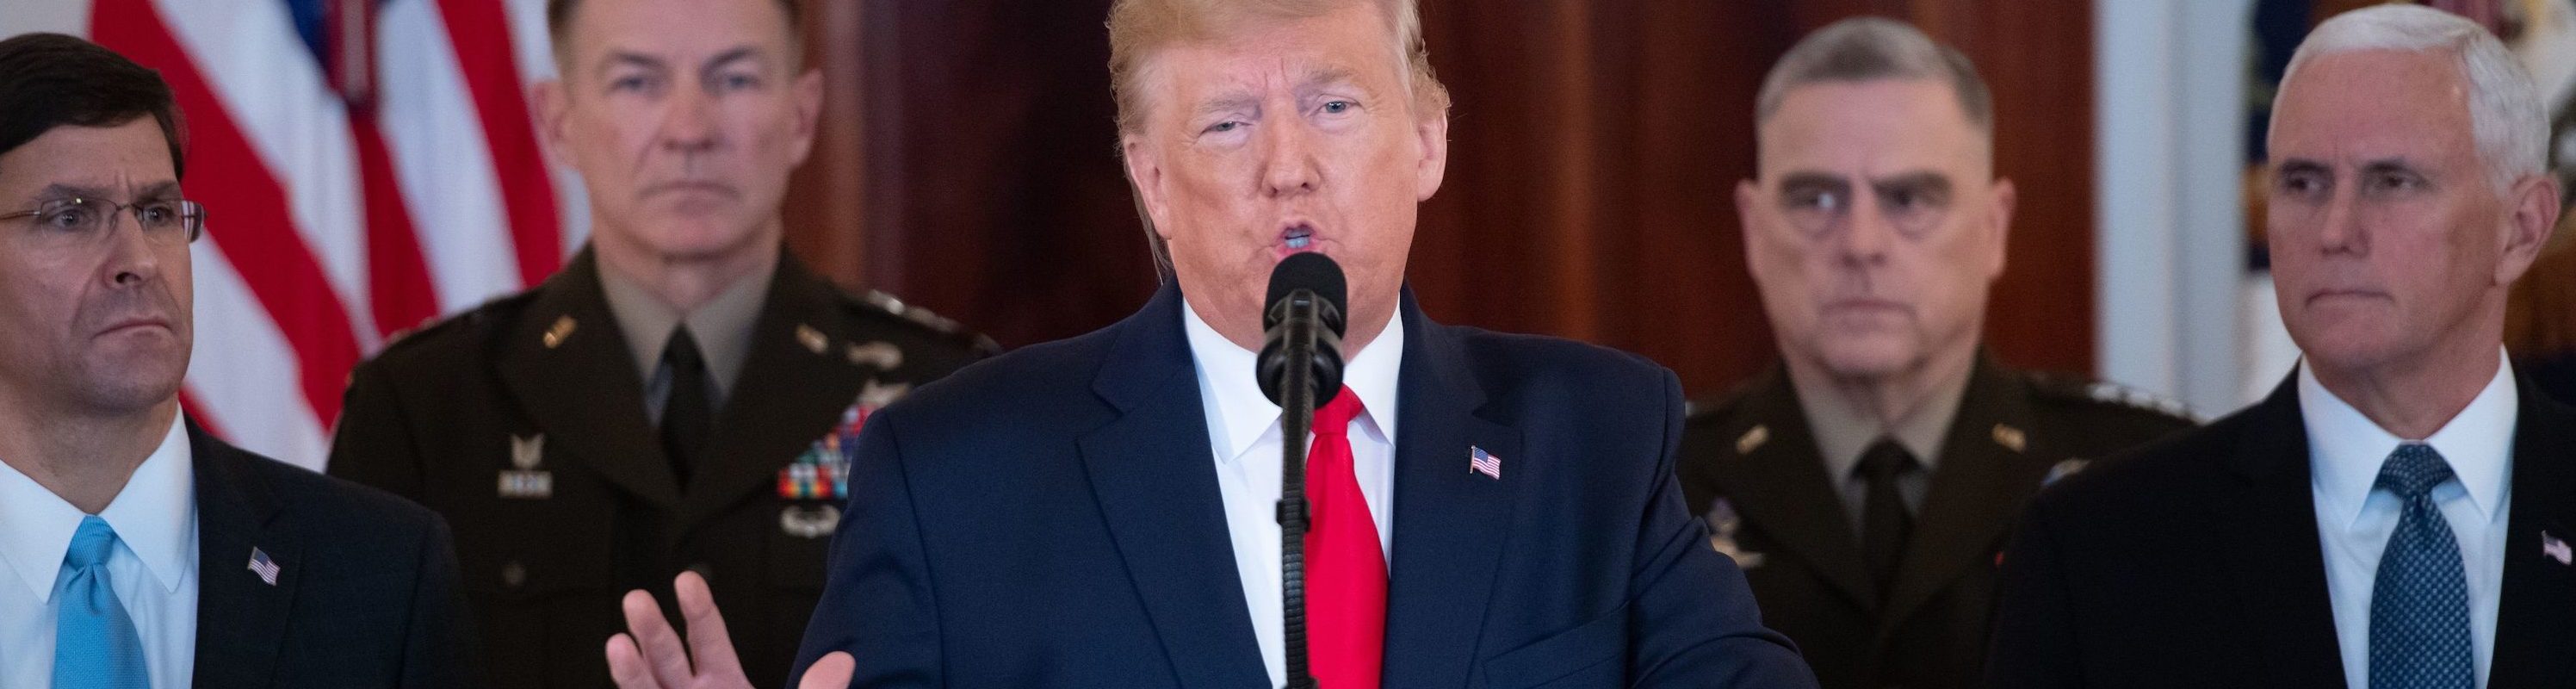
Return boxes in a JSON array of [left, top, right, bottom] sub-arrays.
[[1814, 338, 1923, 380]]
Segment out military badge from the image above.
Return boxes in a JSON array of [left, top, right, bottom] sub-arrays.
[[777, 385, 909, 537], [498, 433, 553, 499], [1704, 498, 1764, 568]]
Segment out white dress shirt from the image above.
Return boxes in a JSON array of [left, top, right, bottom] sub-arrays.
[[0, 413, 199, 689], [2300, 350, 2514, 689], [1183, 299, 1402, 689]]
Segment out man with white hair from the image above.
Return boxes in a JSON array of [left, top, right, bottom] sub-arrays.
[[600, 0, 1817, 686], [1987, 4, 2576, 686]]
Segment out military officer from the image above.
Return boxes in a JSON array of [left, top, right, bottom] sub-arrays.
[[323, 0, 995, 686], [1675, 18, 2193, 689]]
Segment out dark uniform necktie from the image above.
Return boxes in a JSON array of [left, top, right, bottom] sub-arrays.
[[660, 326, 712, 487], [1857, 438, 1917, 600], [2368, 444, 2475, 689]]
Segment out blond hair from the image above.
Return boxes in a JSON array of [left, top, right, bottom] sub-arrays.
[[1106, 0, 1449, 135]]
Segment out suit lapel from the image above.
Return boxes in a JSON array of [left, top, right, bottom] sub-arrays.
[[495, 250, 681, 509], [1879, 357, 2048, 633], [678, 256, 872, 529], [2216, 376, 2348, 686], [1712, 369, 1877, 610], [187, 421, 300, 687], [1075, 285, 1269, 689], [1381, 292, 1520, 688], [2490, 376, 2576, 686]]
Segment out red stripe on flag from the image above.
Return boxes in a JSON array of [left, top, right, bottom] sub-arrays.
[[350, 114, 440, 338], [93, 0, 364, 427], [437, 0, 564, 288]]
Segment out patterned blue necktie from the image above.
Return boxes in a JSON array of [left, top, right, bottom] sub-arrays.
[[53, 515, 149, 689], [2367, 444, 2476, 689]]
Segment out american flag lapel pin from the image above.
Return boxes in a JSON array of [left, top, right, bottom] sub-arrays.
[[248, 548, 281, 586], [1468, 446, 1502, 480], [2543, 531, 2573, 567]]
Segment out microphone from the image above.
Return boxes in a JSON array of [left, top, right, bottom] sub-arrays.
[[1258, 251, 1347, 407], [1255, 251, 1345, 689]]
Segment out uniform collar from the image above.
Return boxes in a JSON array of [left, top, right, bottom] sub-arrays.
[[2300, 348, 2517, 529], [1790, 352, 1976, 480], [0, 412, 195, 600], [1181, 296, 1404, 462], [598, 251, 777, 401]]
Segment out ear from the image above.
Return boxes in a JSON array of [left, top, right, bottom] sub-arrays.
[[1413, 103, 1450, 202], [533, 79, 574, 165], [2497, 173, 2561, 285], [1737, 178, 1770, 282], [1121, 135, 1175, 239], [787, 67, 825, 167], [1986, 177, 2018, 280]]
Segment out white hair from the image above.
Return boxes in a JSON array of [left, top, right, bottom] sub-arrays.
[[2277, 3, 2547, 190]]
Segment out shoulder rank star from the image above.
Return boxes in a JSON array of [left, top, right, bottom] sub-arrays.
[[498, 433, 553, 499]]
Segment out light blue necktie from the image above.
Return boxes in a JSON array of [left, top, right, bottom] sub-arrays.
[[53, 515, 149, 689], [2367, 444, 2476, 689]]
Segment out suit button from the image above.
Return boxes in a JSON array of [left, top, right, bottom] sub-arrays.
[[686, 562, 713, 583], [501, 561, 527, 589]]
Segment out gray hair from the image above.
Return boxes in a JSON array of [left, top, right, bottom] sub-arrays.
[[2277, 3, 2546, 190], [1753, 17, 1992, 139]]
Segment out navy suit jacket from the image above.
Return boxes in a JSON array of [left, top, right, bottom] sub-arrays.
[[186, 420, 480, 686], [790, 285, 1811, 688]]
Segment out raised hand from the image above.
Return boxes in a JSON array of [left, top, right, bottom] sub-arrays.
[[604, 570, 854, 689]]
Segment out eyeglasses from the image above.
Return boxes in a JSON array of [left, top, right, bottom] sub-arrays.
[[0, 196, 206, 251]]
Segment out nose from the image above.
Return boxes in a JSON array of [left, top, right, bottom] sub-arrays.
[[1259, 118, 1321, 198], [659, 85, 720, 155], [2313, 185, 2364, 256], [100, 213, 164, 289], [1835, 194, 1894, 267]]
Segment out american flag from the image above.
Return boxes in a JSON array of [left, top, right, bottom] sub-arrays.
[[247, 547, 281, 585], [1469, 445, 1502, 480], [5, 0, 581, 469]]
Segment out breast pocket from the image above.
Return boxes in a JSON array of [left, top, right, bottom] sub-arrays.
[[1482, 602, 1630, 689]]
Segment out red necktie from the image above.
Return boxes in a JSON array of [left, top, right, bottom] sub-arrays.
[[1305, 386, 1384, 689]]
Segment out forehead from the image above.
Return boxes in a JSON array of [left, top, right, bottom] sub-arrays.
[[1759, 79, 1985, 175], [1141, 6, 1403, 109], [0, 119, 176, 196], [2270, 49, 2475, 161], [564, 0, 794, 65]]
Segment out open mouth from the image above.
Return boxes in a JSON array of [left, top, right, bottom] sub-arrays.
[[1281, 223, 1316, 251]]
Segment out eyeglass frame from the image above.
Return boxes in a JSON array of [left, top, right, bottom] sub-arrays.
[[0, 196, 207, 247]]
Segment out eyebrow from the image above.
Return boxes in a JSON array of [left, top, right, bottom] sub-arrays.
[[700, 47, 765, 73], [1193, 92, 1261, 120], [1297, 66, 1363, 96], [596, 51, 668, 78], [2359, 158, 2424, 177], [1869, 171, 1953, 192], [2274, 158, 2331, 177], [1774, 172, 1851, 189]]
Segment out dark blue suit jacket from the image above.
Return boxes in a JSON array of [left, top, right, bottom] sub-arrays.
[[790, 285, 1811, 688]]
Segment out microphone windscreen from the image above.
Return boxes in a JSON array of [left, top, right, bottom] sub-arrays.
[[1264, 251, 1347, 331]]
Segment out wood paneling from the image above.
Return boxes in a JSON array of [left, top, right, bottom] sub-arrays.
[[785, 0, 2099, 397]]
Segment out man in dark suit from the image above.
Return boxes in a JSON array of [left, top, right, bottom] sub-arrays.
[[1676, 19, 2195, 689], [0, 32, 474, 686], [1989, 6, 2576, 686], [323, 0, 995, 686], [599, 0, 1817, 687]]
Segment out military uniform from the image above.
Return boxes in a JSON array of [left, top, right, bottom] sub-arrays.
[[1676, 355, 2193, 689], [325, 248, 996, 687]]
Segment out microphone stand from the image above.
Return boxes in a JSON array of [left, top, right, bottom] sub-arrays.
[[1275, 290, 1321, 689]]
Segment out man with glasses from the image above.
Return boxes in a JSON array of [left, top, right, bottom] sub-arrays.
[[1673, 18, 2193, 689], [0, 32, 476, 685], [324, 0, 996, 685]]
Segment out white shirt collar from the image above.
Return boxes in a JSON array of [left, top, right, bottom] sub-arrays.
[[2300, 347, 2516, 529], [1182, 297, 1404, 462], [0, 413, 195, 600]]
